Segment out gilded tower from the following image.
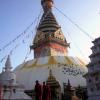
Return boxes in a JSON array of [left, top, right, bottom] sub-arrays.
[[31, 0, 69, 58]]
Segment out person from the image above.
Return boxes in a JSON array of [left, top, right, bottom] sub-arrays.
[[46, 84, 51, 100], [42, 82, 47, 100], [35, 80, 42, 100]]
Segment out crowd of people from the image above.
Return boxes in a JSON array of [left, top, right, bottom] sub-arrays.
[[35, 80, 51, 100]]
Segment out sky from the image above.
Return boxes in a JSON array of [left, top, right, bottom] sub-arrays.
[[0, 0, 100, 71]]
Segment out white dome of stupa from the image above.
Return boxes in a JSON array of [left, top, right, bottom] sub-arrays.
[[14, 56, 87, 91]]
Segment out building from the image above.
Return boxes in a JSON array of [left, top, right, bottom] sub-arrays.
[[46, 69, 61, 100], [0, 55, 32, 99], [14, 0, 87, 92], [85, 37, 100, 100]]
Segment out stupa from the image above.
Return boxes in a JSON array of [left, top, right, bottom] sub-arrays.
[[0, 55, 32, 99], [14, 0, 88, 91]]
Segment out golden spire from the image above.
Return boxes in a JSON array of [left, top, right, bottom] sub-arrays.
[[47, 69, 56, 81], [46, 69, 60, 87], [31, 0, 69, 58]]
